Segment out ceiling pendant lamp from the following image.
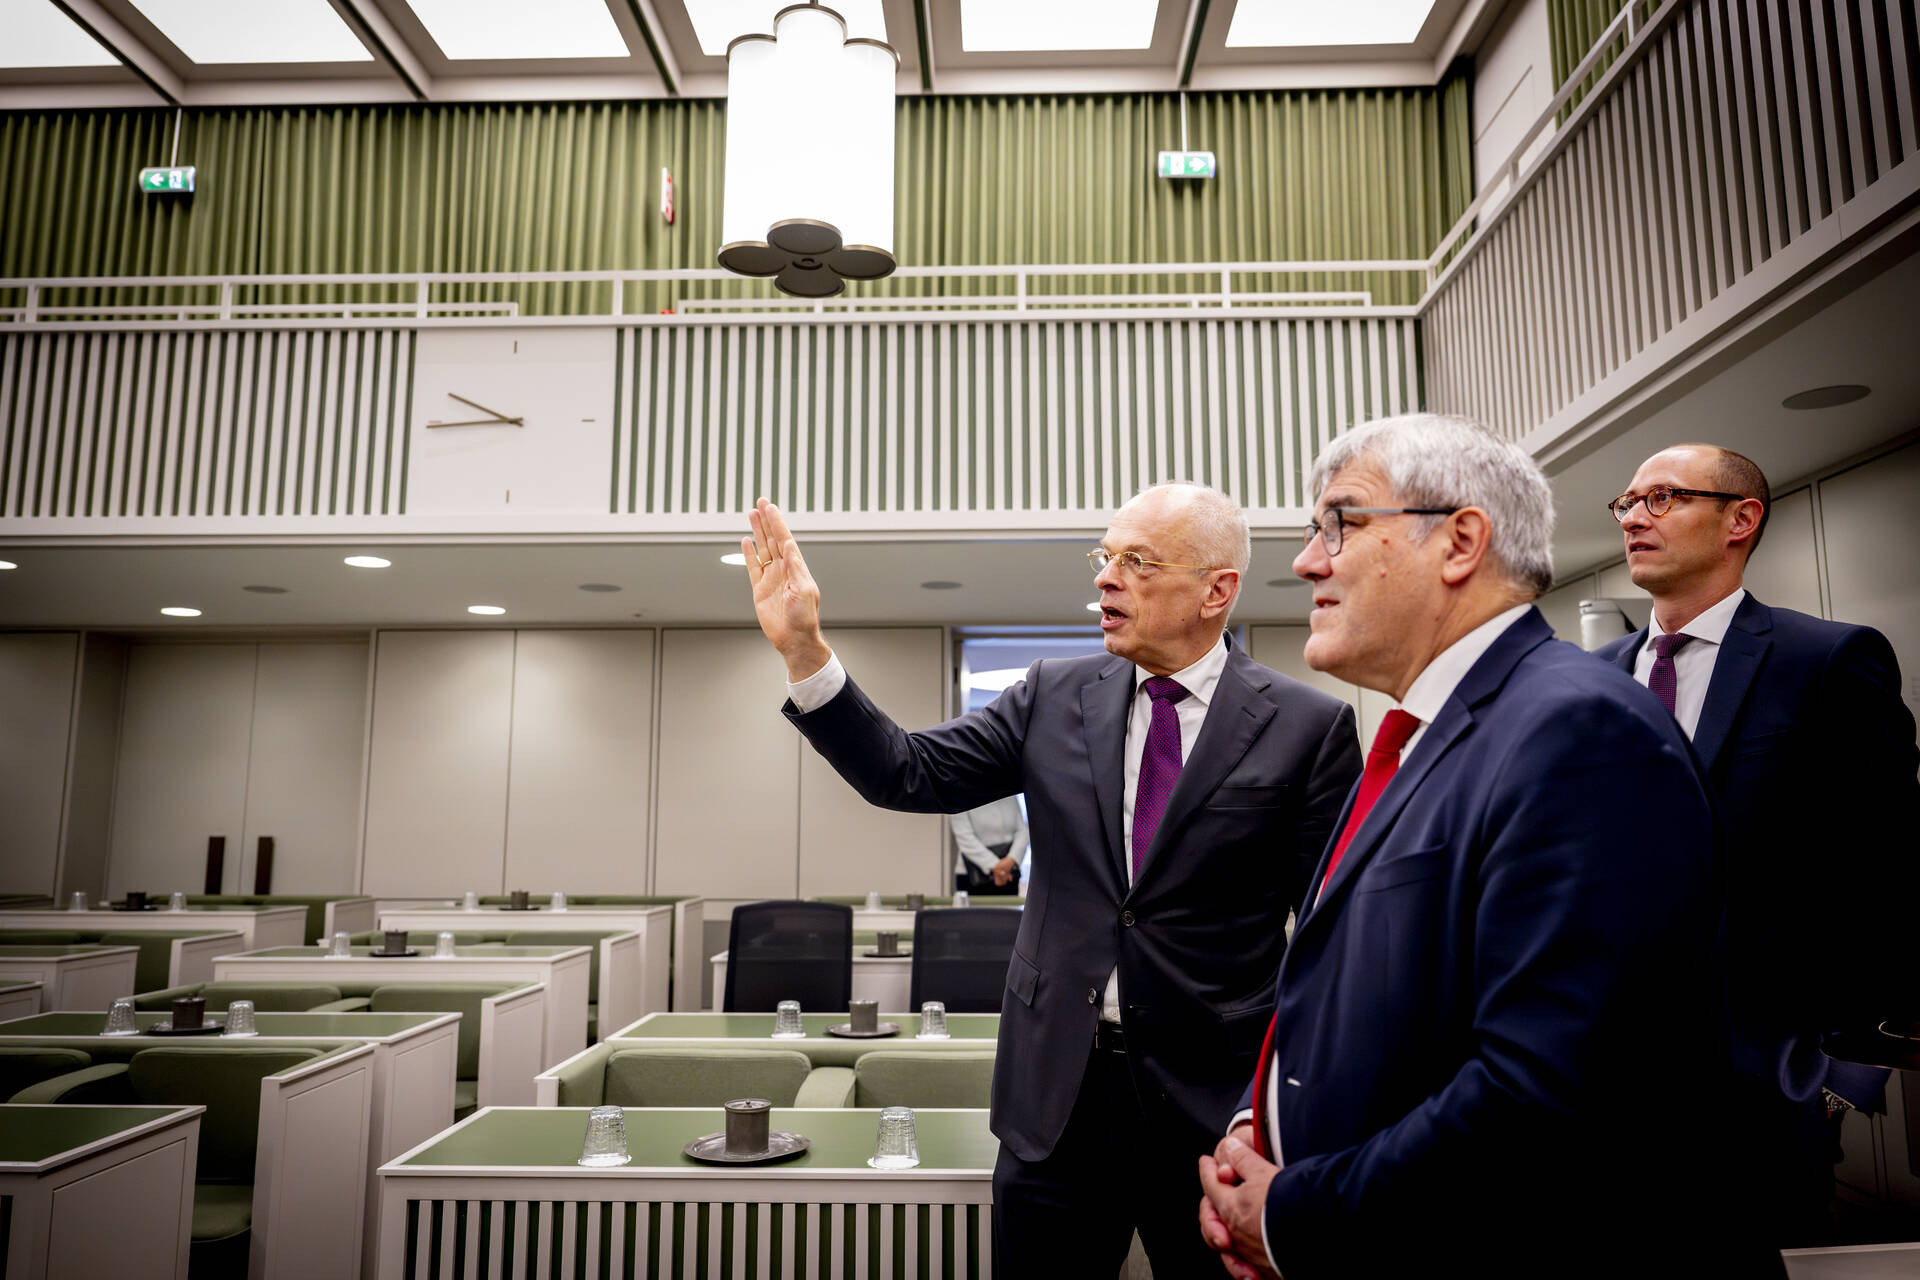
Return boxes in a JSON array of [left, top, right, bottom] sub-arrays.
[[719, 3, 900, 298]]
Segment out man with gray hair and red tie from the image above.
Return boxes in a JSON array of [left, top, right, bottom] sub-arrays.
[[1595, 443, 1918, 1248]]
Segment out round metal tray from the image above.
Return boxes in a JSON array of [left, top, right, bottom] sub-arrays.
[[825, 1022, 900, 1038], [682, 1130, 810, 1165], [147, 1020, 225, 1036]]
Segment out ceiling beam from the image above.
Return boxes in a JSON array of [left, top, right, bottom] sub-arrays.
[[621, 0, 681, 96], [1176, 0, 1212, 88], [324, 0, 432, 101], [49, 0, 183, 105], [911, 0, 934, 91]]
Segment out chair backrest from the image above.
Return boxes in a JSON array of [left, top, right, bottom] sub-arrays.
[[197, 981, 344, 1012], [368, 983, 514, 1078], [0, 1046, 91, 1100], [602, 1047, 813, 1107], [502, 931, 613, 992], [724, 901, 853, 1013], [853, 1050, 996, 1108], [0, 930, 83, 945], [349, 930, 487, 947], [908, 908, 1022, 1012], [128, 1046, 322, 1181]]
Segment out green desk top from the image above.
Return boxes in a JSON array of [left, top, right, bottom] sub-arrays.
[[0, 945, 129, 958], [618, 1013, 1000, 1042], [238, 945, 584, 959], [0, 1105, 197, 1166], [0, 1011, 445, 1038], [399, 1107, 996, 1173]]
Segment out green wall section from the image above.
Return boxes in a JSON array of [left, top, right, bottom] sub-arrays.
[[0, 89, 1470, 314], [1548, 0, 1658, 120]]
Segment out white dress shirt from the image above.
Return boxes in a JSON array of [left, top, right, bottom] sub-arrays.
[[787, 635, 1232, 1024], [1233, 602, 1532, 1273], [1629, 587, 1745, 740]]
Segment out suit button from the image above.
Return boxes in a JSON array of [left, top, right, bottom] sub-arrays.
[[1087, 988, 1098, 1004], [1120, 910, 1136, 927]]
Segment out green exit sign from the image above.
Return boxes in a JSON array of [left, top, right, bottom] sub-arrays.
[[1157, 150, 1217, 179], [138, 166, 196, 194]]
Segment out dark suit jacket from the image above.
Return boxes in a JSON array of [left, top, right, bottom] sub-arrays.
[[1243, 610, 1735, 1275], [1597, 594, 1920, 1110], [785, 643, 1361, 1161]]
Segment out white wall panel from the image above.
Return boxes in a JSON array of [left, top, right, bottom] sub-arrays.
[[1246, 624, 1362, 710], [109, 643, 256, 897], [58, 633, 126, 902], [653, 629, 800, 899], [242, 642, 370, 893], [797, 628, 945, 896], [505, 630, 656, 893], [1818, 439, 1920, 743], [1741, 486, 1823, 618], [362, 631, 515, 896], [0, 632, 78, 897]]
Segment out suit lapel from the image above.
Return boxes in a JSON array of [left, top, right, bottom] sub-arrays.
[[1081, 657, 1136, 893], [1611, 627, 1648, 673], [1693, 594, 1772, 772], [1130, 654, 1277, 894]]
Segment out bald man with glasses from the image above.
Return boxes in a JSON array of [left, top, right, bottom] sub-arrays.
[[742, 483, 1360, 1276], [1596, 443, 1919, 1247]]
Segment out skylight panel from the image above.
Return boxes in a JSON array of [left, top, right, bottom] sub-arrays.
[[406, 0, 632, 60], [1, 0, 120, 67], [1226, 0, 1439, 48], [683, 0, 888, 57], [129, 0, 373, 62], [960, 0, 1159, 52]]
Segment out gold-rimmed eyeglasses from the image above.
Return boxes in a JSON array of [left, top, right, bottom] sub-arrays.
[[1605, 486, 1750, 523], [1087, 549, 1217, 575]]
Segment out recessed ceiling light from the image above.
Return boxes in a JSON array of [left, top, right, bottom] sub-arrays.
[[242, 585, 288, 594], [1226, 0, 1438, 47], [1086, 602, 1103, 612], [467, 605, 507, 616], [577, 583, 622, 592], [344, 555, 391, 568], [720, 552, 749, 566], [130, 0, 373, 62], [684, 0, 887, 56], [0, 0, 119, 67], [961, 0, 1157, 51], [160, 606, 202, 617], [0, 560, 17, 570], [405, 0, 629, 59], [1781, 384, 1870, 410], [921, 580, 963, 590]]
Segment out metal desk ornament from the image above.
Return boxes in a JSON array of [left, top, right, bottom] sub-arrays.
[[683, 1098, 811, 1165]]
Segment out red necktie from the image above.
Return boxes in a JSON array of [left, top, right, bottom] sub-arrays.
[[1249, 708, 1422, 1160]]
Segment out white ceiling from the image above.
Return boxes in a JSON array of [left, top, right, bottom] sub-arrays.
[[1, 0, 1487, 106]]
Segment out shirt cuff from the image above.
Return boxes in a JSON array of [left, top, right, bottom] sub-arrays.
[[786, 651, 845, 713], [1221, 1114, 1281, 1276], [1227, 1110, 1254, 1133]]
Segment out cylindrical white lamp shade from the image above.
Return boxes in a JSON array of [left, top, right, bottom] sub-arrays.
[[720, 4, 899, 297]]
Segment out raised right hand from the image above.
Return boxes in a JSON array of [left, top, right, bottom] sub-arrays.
[[743, 498, 832, 681]]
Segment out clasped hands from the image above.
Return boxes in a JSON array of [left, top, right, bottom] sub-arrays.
[[1199, 1123, 1281, 1278]]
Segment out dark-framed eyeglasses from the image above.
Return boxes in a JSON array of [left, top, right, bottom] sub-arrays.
[[1087, 549, 1218, 575], [1302, 506, 1456, 556], [1605, 486, 1749, 523]]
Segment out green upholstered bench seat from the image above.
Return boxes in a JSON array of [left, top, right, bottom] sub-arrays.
[[134, 981, 367, 1013], [573, 1046, 853, 1110], [191, 1180, 255, 1242], [853, 1050, 996, 1108], [0, 1046, 92, 1100], [368, 982, 521, 1119], [0, 929, 84, 945]]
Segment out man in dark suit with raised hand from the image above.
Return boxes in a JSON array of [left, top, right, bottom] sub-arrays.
[[1596, 443, 1919, 1246], [741, 482, 1361, 1275], [1199, 415, 1750, 1277]]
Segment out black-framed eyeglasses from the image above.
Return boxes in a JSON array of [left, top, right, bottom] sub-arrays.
[[1302, 507, 1456, 556], [1087, 549, 1218, 575], [1605, 486, 1749, 522]]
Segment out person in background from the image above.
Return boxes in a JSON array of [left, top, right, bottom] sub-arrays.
[[742, 482, 1360, 1276], [1199, 415, 1757, 1277], [1595, 442, 1919, 1247], [951, 794, 1028, 894]]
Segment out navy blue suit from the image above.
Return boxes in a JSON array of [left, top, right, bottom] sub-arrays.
[[1241, 610, 1746, 1276], [1598, 594, 1919, 1238]]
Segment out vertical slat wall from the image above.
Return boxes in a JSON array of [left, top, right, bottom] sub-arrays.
[[0, 329, 414, 517], [612, 317, 1422, 516], [1426, 0, 1920, 443]]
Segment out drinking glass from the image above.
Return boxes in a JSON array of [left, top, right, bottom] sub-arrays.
[[917, 1001, 950, 1039], [550, 891, 568, 912], [434, 931, 457, 958], [102, 996, 140, 1036], [168, 891, 187, 911], [328, 931, 352, 958], [868, 1106, 920, 1169], [222, 1000, 258, 1037], [68, 891, 87, 912], [578, 1105, 632, 1167], [865, 891, 884, 910], [771, 1000, 806, 1038], [952, 890, 970, 908], [462, 890, 480, 912]]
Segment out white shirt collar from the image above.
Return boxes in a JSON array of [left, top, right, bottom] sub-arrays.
[[1397, 603, 1535, 728], [1133, 633, 1230, 708], [1649, 586, 1746, 646]]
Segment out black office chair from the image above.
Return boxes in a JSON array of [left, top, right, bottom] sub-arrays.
[[908, 907, 1021, 1012], [723, 900, 854, 1012]]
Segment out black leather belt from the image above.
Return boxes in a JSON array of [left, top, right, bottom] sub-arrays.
[[1094, 1021, 1127, 1053]]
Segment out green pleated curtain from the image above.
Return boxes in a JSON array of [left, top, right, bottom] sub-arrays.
[[1548, 0, 1662, 120], [0, 87, 1470, 315]]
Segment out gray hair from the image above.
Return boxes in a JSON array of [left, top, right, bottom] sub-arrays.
[[1306, 414, 1555, 597], [1133, 480, 1252, 615]]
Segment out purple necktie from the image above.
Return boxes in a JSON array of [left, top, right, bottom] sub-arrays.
[[1131, 676, 1191, 878], [1647, 632, 1694, 715]]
